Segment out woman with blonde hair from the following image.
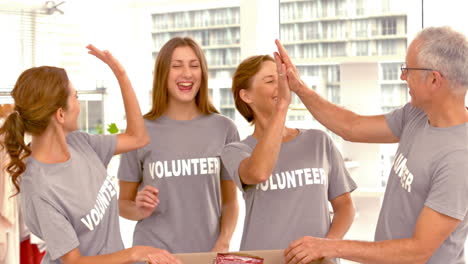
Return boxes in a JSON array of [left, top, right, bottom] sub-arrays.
[[118, 37, 239, 253], [221, 53, 356, 262], [0, 45, 180, 264]]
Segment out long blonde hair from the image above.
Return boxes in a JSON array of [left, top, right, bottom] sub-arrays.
[[144, 37, 218, 120]]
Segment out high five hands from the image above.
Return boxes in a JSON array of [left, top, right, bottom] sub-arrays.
[[275, 39, 308, 95], [273, 50, 291, 110]]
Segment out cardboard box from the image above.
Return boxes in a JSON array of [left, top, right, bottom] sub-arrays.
[[174, 250, 323, 264]]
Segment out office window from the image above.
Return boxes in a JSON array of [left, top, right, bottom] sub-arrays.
[[327, 84, 341, 104], [354, 20, 368, 38], [333, 0, 346, 17], [204, 48, 240, 66], [329, 43, 346, 57], [301, 43, 319, 58], [297, 66, 320, 77], [326, 65, 340, 82], [324, 22, 338, 39], [304, 22, 320, 40], [302, 1, 318, 20], [220, 107, 235, 120], [0, 10, 43, 88], [381, 0, 391, 13], [381, 83, 408, 112], [382, 18, 397, 35], [152, 7, 240, 48], [220, 88, 234, 107], [209, 69, 235, 79], [153, 7, 240, 30], [220, 88, 235, 120], [371, 17, 398, 36], [381, 63, 401, 80], [355, 41, 369, 56], [379, 39, 397, 55], [355, 0, 366, 16], [79, 100, 104, 134]]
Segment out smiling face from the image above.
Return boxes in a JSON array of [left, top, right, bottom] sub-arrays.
[[166, 46, 202, 105], [242, 60, 279, 117]]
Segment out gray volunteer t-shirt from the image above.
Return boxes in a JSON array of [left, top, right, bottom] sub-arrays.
[[20, 131, 123, 264], [118, 114, 239, 253], [377, 103, 468, 264], [221, 129, 357, 250]]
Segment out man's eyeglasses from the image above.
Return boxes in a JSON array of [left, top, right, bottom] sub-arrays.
[[400, 64, 437, 75]]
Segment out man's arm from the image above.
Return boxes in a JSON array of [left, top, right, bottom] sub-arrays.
[[285, 206, 461, 264], [295, 88, 398, 143], [275, 39, 399, 144]]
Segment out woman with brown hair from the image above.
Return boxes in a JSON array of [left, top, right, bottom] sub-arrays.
[[118, 37, 239, 253], [220, 53, 356, 261], [0, 45, 180, 264]]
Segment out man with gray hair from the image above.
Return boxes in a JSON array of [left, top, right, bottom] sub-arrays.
[[277, 26, 468, 264]]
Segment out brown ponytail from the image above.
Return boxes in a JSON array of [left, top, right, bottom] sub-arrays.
[[0, 66, 69, 194], [0, 112, 31, 194]]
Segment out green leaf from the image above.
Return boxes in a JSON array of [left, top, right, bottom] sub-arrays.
[[96, 123, 103, 134], [107, 123, 119, 134]]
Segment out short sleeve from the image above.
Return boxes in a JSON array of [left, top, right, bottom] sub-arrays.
[[325, 135, 357, 201], [220, 142, 253, 191], [221, 119, 240, 181], [425, 150, 468, 220], [220, 161, 233, 181], [68, 132, 117, 166], [22, 195, 79, 261], [225, 119, 240, 145], [118, 148, 143, 182], [384, 103, 422, 139]]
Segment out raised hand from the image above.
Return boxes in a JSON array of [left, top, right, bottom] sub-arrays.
[[273, 51, 291, 110], [275, 39, 308, 95], [275, 39, 297, 73], [86, 44, 125, 75], [135, 185, 160, 219]]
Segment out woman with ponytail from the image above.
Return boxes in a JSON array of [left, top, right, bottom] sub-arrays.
[[0, 45, 180, 264]]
